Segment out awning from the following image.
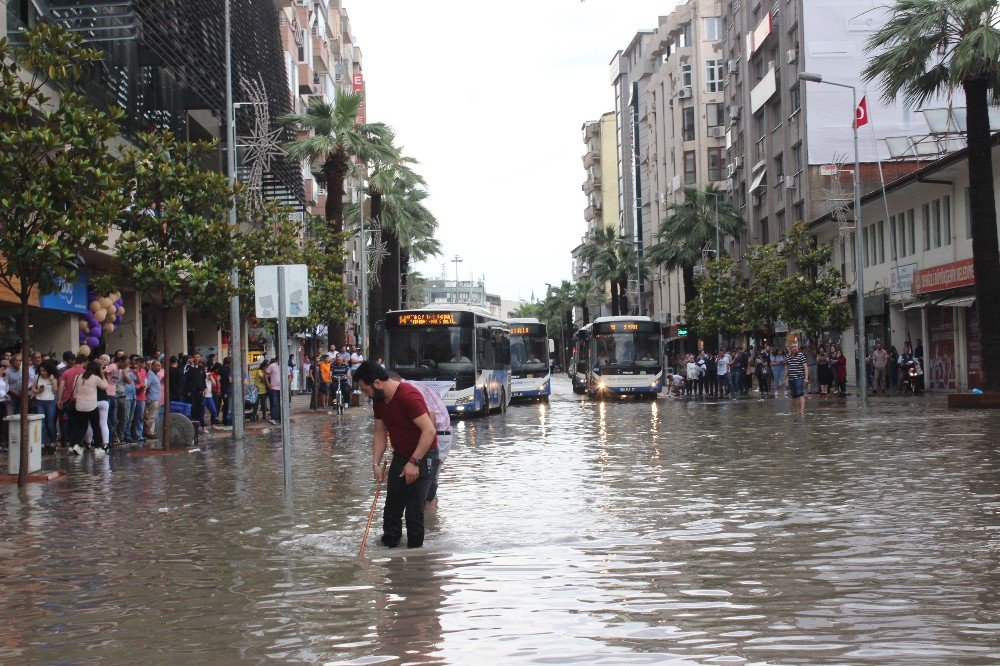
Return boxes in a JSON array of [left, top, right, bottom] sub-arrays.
[[935, 295, 976, 308], [902, 300, 931, 310], [749, 170, 767, 193]]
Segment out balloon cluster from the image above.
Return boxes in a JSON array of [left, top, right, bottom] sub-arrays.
[[78, 291, 125, 356]]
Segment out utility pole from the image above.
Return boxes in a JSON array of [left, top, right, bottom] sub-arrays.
[[224, 0, 244, 441], [451, 255, 463, 304], [358, 184, 367, 358]]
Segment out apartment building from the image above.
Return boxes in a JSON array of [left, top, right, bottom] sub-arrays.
[[573, 112, 620, 287], [276, 0, 367, 345], [643, 0, 726, 334]]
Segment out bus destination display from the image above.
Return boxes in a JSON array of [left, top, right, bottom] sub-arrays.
[[394, 312, 457, 326], [609, 323, 639, 331], [510, 326, 540, 335]]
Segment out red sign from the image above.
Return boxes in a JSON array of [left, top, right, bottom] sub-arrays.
[[912, 258, 975, 294], [352, 72, 366, 125]]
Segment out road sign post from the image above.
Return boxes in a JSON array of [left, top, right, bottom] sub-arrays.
[[254, 264, 309, 491]]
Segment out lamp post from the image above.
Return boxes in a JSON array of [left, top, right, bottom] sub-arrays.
[[704, 189, 722, 352], [798, 71, 867, 404], [358, 183, 367, 358], [224, 0, 244, 441], [451, 255, 463, 304]]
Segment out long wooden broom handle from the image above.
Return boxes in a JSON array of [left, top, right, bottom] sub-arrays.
[[358, 460, 388, 557]]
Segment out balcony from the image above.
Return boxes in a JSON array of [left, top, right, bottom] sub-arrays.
[[312, 32, 331, 73], [583, 178, 600, 195], [583, 150, 599, 169], [584, 204, 601, 222], [303, 177, 316, 204]]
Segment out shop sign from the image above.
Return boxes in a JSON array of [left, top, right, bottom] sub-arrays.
[[39, 271, 89, 313], [913, 258, 975, 294], [890, 262, 917, 295]]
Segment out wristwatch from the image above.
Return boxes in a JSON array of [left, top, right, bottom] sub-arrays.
[[408, 457, 421, 466]]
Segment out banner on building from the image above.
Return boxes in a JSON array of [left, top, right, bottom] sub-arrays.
[[928, 307, 955, 391], [352, 72, 366, 125], [890, 262, 916, 296], [39, 271, 89, 313], [913, 258, 975, 294]]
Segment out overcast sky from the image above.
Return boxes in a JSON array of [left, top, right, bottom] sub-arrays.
[[348, 0, 678, 303]]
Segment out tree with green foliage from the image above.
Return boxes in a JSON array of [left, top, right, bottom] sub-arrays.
[[683, 258, 748, 340], [863, 0, 1000, 391], [776, 224, 852, 342], [646, 185, 745, 309], [573, 277, 603, 326], [578, 227, 623, 315], [116, 132, 235, 449], [0, 25, 127, 484], [744, 243, 786, 342]]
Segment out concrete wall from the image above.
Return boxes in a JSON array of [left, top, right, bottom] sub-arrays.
[[30, 310, 76, 358], [102, 290, 142, 355]]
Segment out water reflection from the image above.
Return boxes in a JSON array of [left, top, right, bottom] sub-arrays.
[[1, 379, 998, 663]]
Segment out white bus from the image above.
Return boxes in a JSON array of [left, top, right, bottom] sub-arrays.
[[384, 305, 512, 416], [576, 316, 663, 398], [508, 318, 551, 400]]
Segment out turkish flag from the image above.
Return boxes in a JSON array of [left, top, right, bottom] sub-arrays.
[[854, 96, 869, 128]]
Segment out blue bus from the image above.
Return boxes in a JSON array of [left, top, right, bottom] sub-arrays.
[[508, 317, 551, 400], [384, 305, 512, 416], [578, 316, 663, 399]]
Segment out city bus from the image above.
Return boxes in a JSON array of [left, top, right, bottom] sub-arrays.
[[384, 305, 512, 416], [576, 316, 663, 399], [508, 317, 551, 400]]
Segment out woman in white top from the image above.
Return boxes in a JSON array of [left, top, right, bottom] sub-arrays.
[[84, 354, 112, 449], [71, 360, 109, 454], [32, 359, 60, 449]]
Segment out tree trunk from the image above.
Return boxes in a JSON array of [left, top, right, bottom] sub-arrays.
[[963, 77, 1000, 393], [400, 248, 411, 307], [681, 264, 697, 310], [17, 296, 30, 486], [324, 152, 348, 349], [618, 279, 629, 315], [367, 190, 385, 350], [161, 304, 170, 451], [310, 338, 319, 409], [609, 280, 620, 316], [582, 303, 591, 326]]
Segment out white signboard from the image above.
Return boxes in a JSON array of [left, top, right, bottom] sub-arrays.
[[254, 264, 309, 318], [890, 262, 917, 296]]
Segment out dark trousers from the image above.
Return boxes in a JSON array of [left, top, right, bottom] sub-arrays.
[[382, 451, 437, 548], [269, 389, 281, 422], [187, 392, 205, 430], [73, 407, 102, 447], [731, 369, 744, 394], [757, 373, 771, 393]]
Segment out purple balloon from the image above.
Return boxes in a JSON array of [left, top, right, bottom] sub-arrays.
[[86, 316, 98, 327], [79, 332, 88, 343], [90, 325, 103, 336], [115, 316, 123, 325], [85, 336, 100, 348]]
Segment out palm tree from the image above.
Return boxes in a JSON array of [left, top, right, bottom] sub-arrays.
[[646, 185, 745, 309], [541, 281, 576, 370], [862, 0, 1000, 392], [579, 227, 634, 316], [280, 91, 393, 346], [573, 277, 603, 325]]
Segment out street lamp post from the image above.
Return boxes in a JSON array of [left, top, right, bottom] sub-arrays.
[[451, 255, 463, 304], [799, 72, 867, 404], [704, 190, 722, 352], [358, 184, 367, 358], [224, 0, 244, 441]]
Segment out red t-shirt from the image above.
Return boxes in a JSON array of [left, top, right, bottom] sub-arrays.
[[373, 382, 437, 460], [60, 366, 84, 403]]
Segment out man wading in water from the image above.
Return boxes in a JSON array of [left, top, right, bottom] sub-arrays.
[[353, 361, 439, 548]]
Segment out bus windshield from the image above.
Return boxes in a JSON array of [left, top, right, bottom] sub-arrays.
[[388, 326, 475, 378], [510, 333, 548, 373], [593, 331, 660, 369]]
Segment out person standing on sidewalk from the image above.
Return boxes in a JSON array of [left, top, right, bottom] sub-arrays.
[[786, 342, 809, 416], [144, 360, 161, 439], [353, 361, 439, 549], [265, 357, 286, 424], [183, 353, 207, 432], [717, 350, 732, 398], [130, 356, 147, 441], [871, 342, 890, 395]]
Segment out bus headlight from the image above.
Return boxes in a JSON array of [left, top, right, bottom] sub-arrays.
[[458, 394, 476, 404], [598, 381, 606, 391]]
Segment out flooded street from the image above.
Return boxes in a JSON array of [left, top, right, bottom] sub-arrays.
[[2, 377, 999, 664]]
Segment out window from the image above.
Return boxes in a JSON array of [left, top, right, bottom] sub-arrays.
[[777, 210, 786, 235], [708, 147, 724, 181], [704, 16, 722, 41], [683, 150, 697, 184], [789, 83, 801, 113], [850, 231, 857, 272], [682, 22, 692, 47], [877, 220, 885, 264], [707, 102, 725, 130], [922, 203, 931, 250], [863, 227, 870, 268], [898, 215, 907, 257], [907, 209, 916, 255], [681, 63, 692, 88], [933, 199, 942, 247], [943, 195, 951, 245], [754, 112, 765, 140], [706, 59, 724, 93], [966, 188, 973, 239], [774, 153, 784, 180], [890, 215, 897, 260], [682, 107, 695, 141], [794, 201, 804, 222], [760, 218, 769, 244]]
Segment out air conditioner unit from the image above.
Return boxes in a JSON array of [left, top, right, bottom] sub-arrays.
[[785, 175, 796, 189], [730, 105, 742, 120], [767, 60, 775, 72], [708, 126, 725, 138], [728, 59, 739, 74], [733, 156, 742, 169], [727, 162, 737, 178], [677, 87, 693, 99], [786, 49, 798, 64]]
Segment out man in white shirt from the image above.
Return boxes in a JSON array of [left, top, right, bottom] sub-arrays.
[[717, 350, 732, 398]]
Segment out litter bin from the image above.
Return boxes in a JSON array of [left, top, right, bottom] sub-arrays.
[[5, 413, 43, 475]]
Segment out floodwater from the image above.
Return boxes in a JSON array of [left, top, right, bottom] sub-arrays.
[[2, 379, 999, 664]]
